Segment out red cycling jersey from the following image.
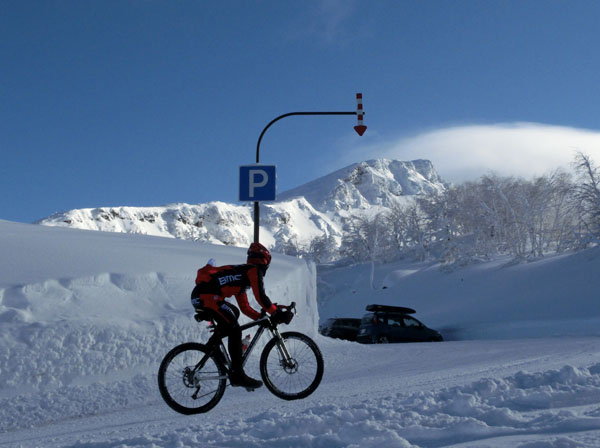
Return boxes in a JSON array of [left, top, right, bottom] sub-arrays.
[[191, 263, 277, 321]]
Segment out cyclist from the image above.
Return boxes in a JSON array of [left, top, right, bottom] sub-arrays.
[[190, 242, 291, 389]]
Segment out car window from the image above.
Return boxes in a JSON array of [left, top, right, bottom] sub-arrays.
[[387, 316, 403, 327], [361, 313, 375, 324], [403, 316, 420, 327]]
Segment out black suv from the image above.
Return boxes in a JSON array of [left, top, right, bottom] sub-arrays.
[[356, 304, 443, 344], [319, 318, 362, 342]]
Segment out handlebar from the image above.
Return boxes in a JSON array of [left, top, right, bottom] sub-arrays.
[[259, 301, 297, 326], [260, 301, 297, 318], [279, 301, 296, 314]]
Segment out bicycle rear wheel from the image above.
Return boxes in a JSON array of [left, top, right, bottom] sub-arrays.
[[158, 342, 227, 414], [260, 331, 324, 400]]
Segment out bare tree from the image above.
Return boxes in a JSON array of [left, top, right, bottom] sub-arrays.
[[308, 233, 339, 264], [339, 212, 389, 288], [574, 152, 600, 240], [410, 170, 581, 264]]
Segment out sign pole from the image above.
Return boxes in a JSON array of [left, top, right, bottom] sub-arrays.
[[253, 202, 260, 243]]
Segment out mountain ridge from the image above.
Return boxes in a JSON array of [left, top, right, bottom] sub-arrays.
[[38, 159, 446, 258], [279, 158, 444, 211]]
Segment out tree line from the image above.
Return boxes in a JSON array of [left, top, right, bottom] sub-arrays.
[[309, 153, 600, 265]]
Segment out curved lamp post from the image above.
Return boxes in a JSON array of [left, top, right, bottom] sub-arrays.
[[253, 95, 366, 243]]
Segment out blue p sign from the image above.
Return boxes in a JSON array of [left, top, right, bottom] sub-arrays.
[[239, 165, 276, 202]]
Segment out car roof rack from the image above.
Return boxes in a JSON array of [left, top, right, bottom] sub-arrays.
[[365, 304, 416, 314]]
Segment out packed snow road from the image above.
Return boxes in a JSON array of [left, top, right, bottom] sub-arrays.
[[3, 336, 600, 448]]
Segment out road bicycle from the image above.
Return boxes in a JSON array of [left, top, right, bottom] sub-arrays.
[[157, 302, 324, 414]]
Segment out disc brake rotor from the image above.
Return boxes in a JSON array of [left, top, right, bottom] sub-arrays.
[[282, 358, 298, 374], [182, 367, 197, 388]]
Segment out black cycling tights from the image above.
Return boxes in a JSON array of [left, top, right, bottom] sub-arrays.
[[203, 302, 243, 372]]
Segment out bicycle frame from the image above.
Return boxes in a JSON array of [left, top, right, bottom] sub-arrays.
[[192, 315, 292, 380]]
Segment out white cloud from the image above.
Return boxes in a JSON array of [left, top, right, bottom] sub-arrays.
[[286, 0, 360, 45], [313, 0, 355, 43], [348, 123, 600, 183]]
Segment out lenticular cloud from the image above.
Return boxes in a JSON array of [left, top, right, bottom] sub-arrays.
[[359, 123, 600, 183]]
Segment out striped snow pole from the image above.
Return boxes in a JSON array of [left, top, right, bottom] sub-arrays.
[[356, 93, 364, 122], [354, 93, 367, 136]]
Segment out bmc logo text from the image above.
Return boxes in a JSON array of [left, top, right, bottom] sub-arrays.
[[219, 274, 241, 286]]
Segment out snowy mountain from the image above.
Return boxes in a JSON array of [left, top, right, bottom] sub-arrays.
[[37, 159, 445, 256], [279, 158, 445, 211]]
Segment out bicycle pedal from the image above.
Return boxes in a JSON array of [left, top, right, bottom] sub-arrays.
[[244, 387, 256, 392]]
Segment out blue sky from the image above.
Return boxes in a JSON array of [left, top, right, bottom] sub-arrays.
[[2, 0, 600, 223]]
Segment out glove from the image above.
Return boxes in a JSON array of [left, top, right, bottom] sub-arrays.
[[271, 307, 293, 325]]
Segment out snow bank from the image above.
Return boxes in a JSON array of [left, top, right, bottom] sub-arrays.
[[0, 221, 317, 431]]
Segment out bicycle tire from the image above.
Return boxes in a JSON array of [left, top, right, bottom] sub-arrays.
[[259, 331, 324, 400], [158, 342, 227, 414]]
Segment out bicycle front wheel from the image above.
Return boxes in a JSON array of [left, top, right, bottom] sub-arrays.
[[260, 331, 324, 400], [158, 342, 227, 414]]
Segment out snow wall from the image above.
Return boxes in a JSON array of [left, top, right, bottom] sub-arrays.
[[0, 220, 317, 431]]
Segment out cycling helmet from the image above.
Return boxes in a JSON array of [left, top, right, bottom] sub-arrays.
[[247, 242, 271, 267]]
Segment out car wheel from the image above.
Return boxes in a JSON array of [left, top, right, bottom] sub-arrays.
[[376, 336, 389, 344]]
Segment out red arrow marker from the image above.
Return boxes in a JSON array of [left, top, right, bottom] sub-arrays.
[[354, 125, 367, 136]]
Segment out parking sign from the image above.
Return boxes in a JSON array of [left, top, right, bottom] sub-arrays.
[[239, 165, 276, 202]]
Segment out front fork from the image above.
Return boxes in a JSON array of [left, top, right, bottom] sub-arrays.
[[271, 327, 296, 370]]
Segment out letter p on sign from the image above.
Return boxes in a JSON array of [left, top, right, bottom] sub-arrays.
[[249, 169, 268, 197], [239, 165, 276, 201]]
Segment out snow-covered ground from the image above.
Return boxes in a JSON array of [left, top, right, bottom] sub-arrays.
[[317, 249, 600, 341], [1, 220, 600, 447]]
